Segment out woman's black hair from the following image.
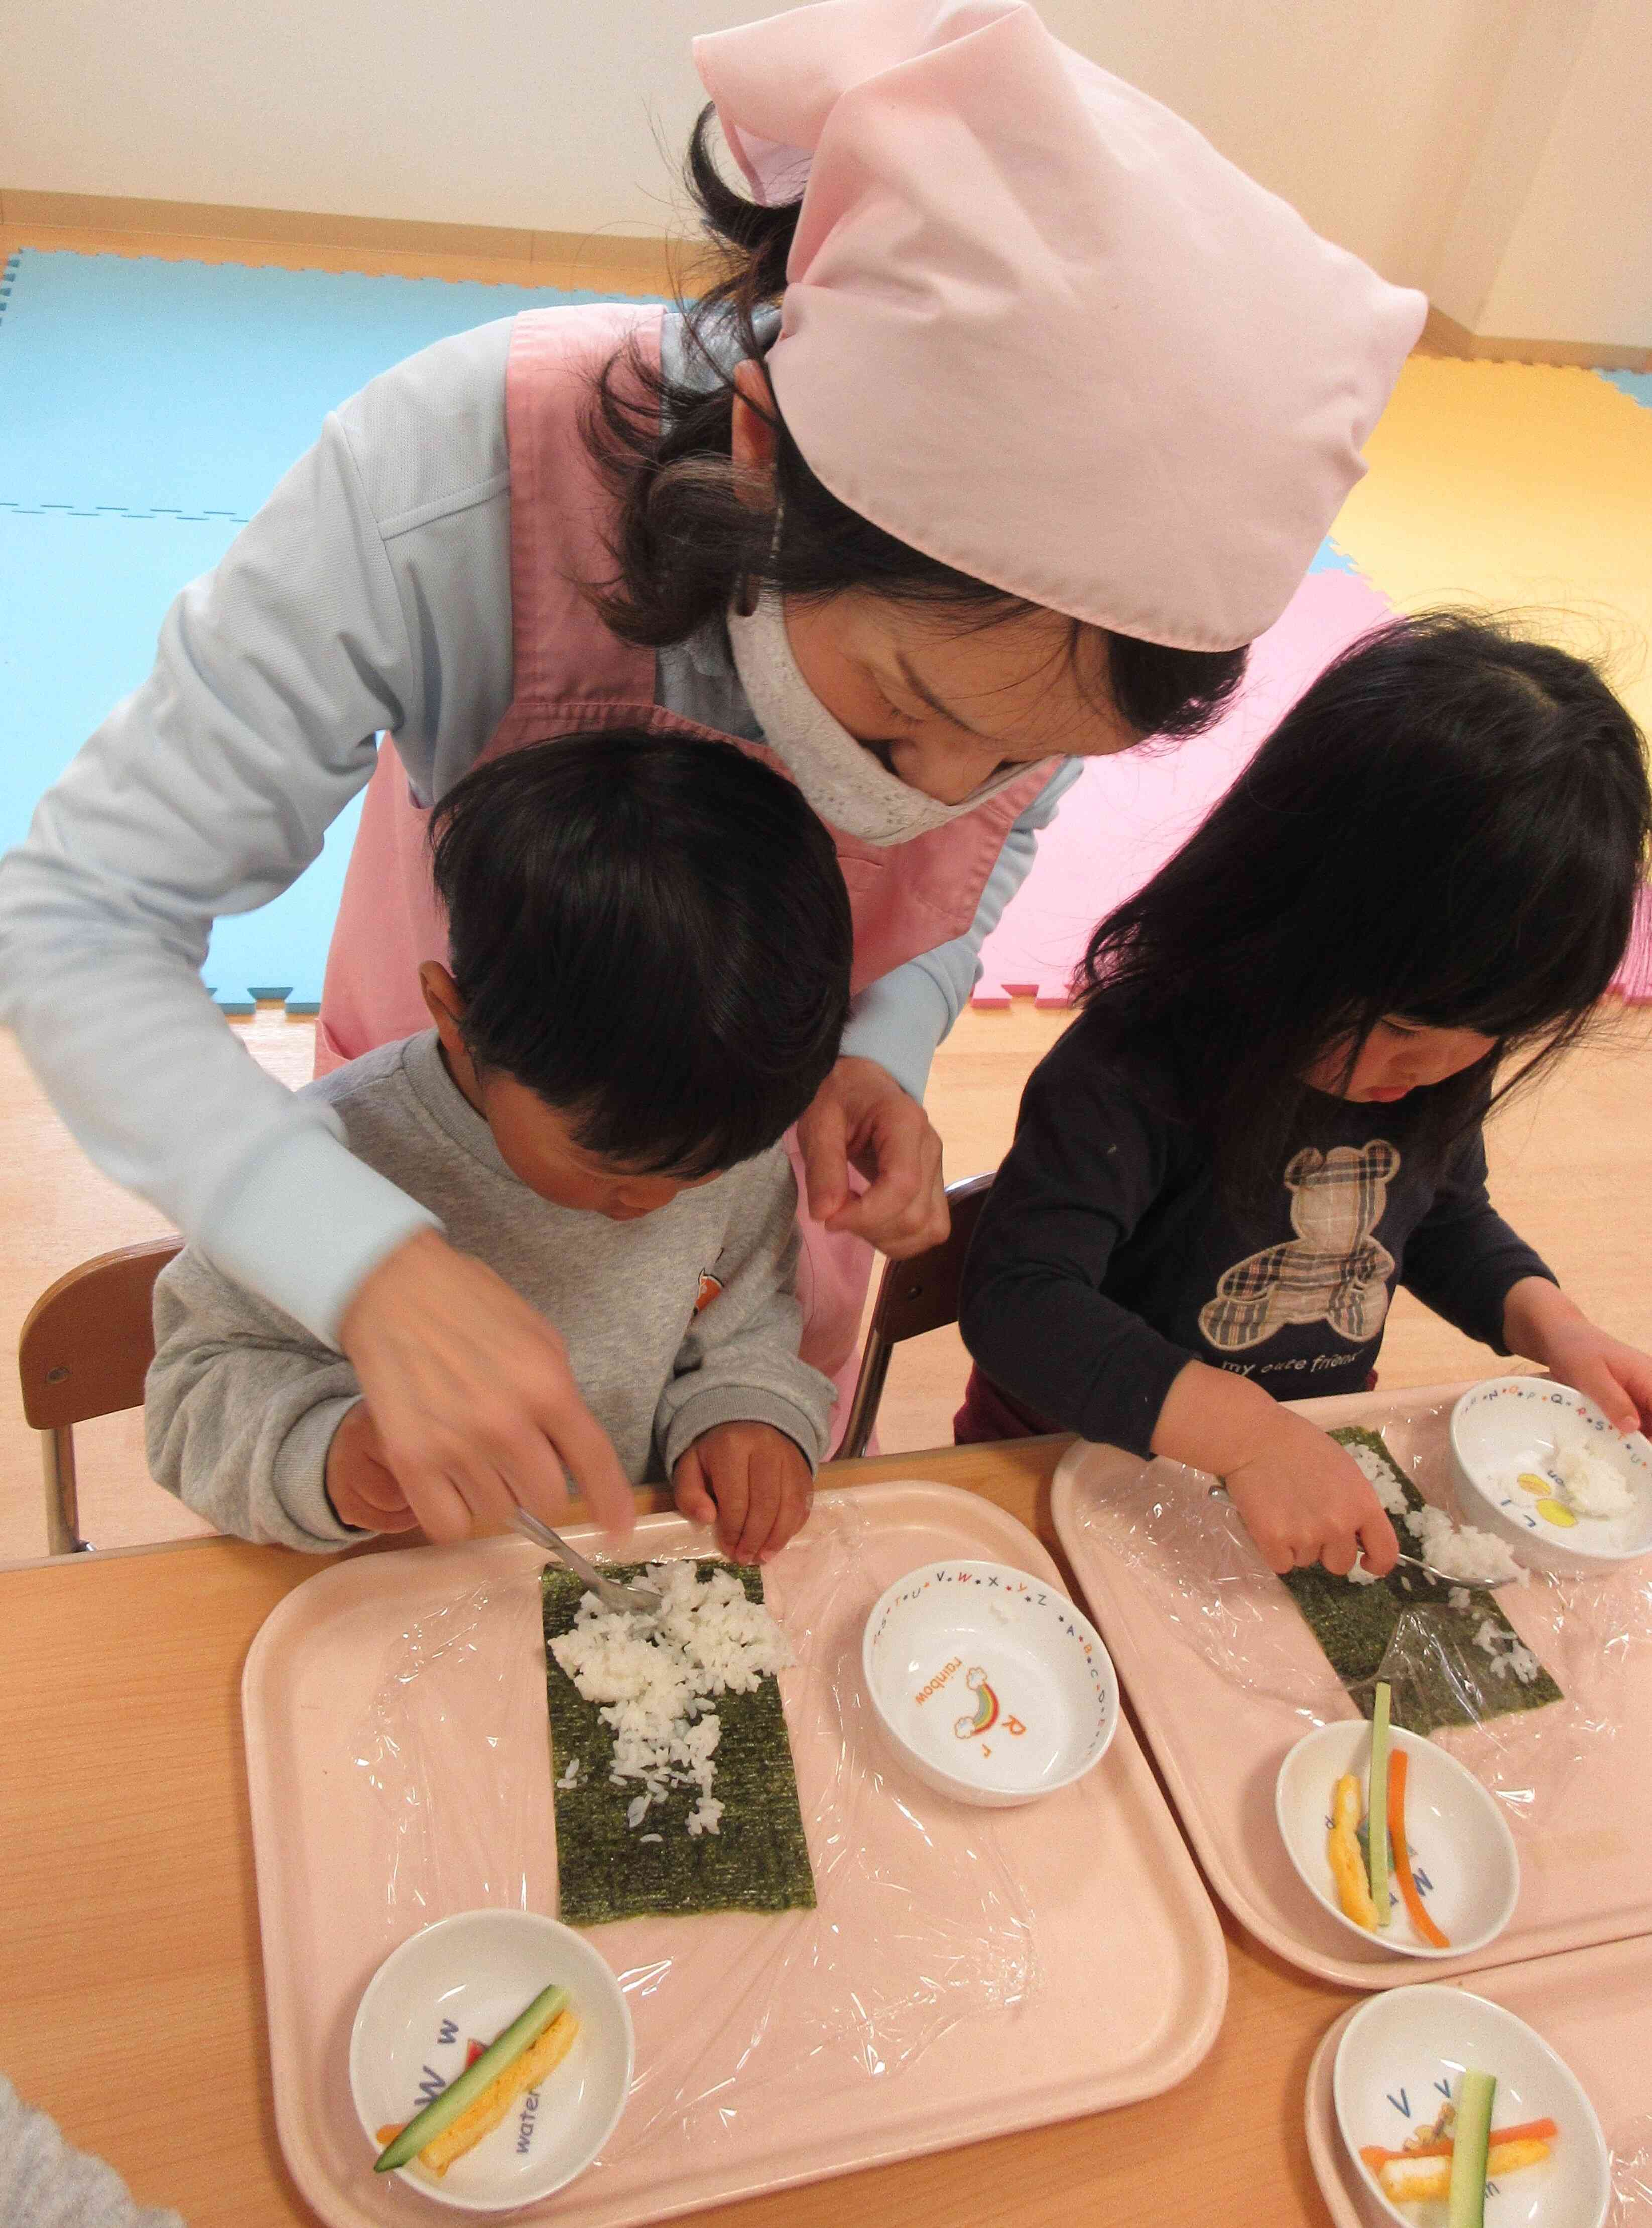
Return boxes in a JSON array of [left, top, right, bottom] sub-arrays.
[[581, 106, 1248, 746], [429, 731, 852, 1178], [1074, 611, 1652, 1204]]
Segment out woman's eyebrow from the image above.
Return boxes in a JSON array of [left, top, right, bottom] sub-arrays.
[[894, 651, 996, 741]]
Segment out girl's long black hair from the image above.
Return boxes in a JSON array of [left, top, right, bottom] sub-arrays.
[[580, 106, 1248, 746], [1075, 611, 1651, 1204]]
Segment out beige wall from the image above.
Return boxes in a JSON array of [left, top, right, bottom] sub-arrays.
[[1040, 0, 1513, 295], [1473, 0, 1652, 348], [3, 0, 1646, 347]]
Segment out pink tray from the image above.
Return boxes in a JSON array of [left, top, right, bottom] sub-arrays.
[[243, 1480, 1227, 2228], [1051, 1382, 1652, 1990], [1304, 1936, 1652, 2225]]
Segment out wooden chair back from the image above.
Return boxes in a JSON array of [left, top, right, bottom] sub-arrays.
[[17, 1237, 183, 1554], [836, 1173, 994, 1461]]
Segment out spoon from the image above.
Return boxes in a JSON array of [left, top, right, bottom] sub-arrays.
[[1372, 1547, 1520, 1591], [511, 1507, 662, 1615]]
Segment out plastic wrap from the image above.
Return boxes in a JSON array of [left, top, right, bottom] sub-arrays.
[[351, 1493, 1039, 2160], [1071, 1400, 1652, 1839], [1611, 2115, 1652, 2223]]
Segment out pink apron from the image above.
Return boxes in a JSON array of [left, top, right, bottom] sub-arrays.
[[317, 303, 1053, 1438]]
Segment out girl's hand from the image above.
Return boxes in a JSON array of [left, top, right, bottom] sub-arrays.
[[1223, 1411, 1402, 1577], [797, 1056, 948, 1257], [325, 1400, 420, 1534], [672, 1421, 814, 1564], [337, 1230, 636, 1546], [1504, 1278, 1652, 1435], [1153, 1361, 1400, 1578]]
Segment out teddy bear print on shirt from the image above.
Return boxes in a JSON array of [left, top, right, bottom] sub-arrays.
[[1198, 1140, 1400, 1353]]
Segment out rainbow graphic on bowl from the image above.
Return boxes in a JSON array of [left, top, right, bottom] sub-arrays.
[[954, 1667, 1000, 1741]]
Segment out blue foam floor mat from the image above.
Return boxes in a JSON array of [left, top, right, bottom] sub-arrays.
[[0, 248, 613, 518], [2, 242, 1359, 1011], [1600, 369, 1652, 412], [0, 246, 622, 1009]]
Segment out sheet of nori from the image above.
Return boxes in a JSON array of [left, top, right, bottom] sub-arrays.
[[1279, 1427, 1562, 1734], [540, 1561, 816, 1928]]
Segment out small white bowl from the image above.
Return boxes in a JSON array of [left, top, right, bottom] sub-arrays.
[[1276, 1721, 1518, 1959], [349, 1909, 633, 2211], [861, 1558, 1118, 1807], [1334, 1985, 1609, 2228], [1450, 1377, 1652, 1576]]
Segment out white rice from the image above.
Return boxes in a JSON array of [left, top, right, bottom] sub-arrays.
[[1347, 1443, 1410, 1518], [1406, 1502, 1526, 1587], [1553, 1440, 1637, 1522], [1343, 1443, 1526, 1587], [549, 1560, 793, 1836], [1473, 1615, 1542, 1684]]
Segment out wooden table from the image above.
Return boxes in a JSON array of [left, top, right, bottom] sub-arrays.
[[1, 1440, 1353, 2227]]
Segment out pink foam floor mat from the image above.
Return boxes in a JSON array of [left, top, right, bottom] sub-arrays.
[[973, 568, 1395, 1008], [975, 566, 1652, 1009]]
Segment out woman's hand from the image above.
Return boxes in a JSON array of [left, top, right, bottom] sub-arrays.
[[1504, 1277, 1652, 1434], [337, 1230, 636, 1546], [796, 1055, 948, 1257]]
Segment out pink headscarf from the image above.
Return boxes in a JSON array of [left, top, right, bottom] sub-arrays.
[[694, 0, 1425, 652]]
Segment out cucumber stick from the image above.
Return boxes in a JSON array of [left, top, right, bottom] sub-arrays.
[[1448, 2069, 1497, 2228], [1368, 1680, 1392, 1928], [375, 1982, 569, 2173]]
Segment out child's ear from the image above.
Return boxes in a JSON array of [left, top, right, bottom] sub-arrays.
[[419, 962, 469, 1059], [420, 964, 486, 1109]]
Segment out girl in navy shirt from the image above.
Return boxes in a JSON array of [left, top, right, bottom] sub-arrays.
[[959, 614, 1652, 1578]]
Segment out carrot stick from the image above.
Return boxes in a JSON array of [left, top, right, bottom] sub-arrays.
[[1483, 2120, 1559, 2149], [1360, 2118, 1558, 2169], [1388, 1748, 1450, 1950]]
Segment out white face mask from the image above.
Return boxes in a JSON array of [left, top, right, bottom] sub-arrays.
[[726, 589, 1041, 848]]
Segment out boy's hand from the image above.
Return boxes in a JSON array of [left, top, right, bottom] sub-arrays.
[[672, 1422, 814, 1565], [797, 1056, 948, 1258], [1504, 1278, 1652, 1435], [1223, 1410, 1401, 1578], [325, 1401, 421, 1535]]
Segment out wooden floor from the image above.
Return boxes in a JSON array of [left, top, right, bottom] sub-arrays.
[[3, 213, 1649, 1563]]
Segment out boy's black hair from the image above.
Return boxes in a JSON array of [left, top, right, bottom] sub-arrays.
[[1075, 611, 1652, 1204], [580, 106, 1248, 746], [429, 732, 852, 1178]]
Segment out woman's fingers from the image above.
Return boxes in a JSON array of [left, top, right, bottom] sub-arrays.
[[397, 1467, 475, 1545], [795, 1085, 852, 1225], [799, 1056, 950, 1256], [830, 1099, 948, 1255], [540, 1394, 637, 1547], [338, 1230, 635, 1546]]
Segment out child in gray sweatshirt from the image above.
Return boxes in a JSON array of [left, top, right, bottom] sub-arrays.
[[145, 733, 852, 1564]]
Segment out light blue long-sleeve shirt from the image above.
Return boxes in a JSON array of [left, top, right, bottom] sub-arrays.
[[0, 313, 1078, 1345]]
